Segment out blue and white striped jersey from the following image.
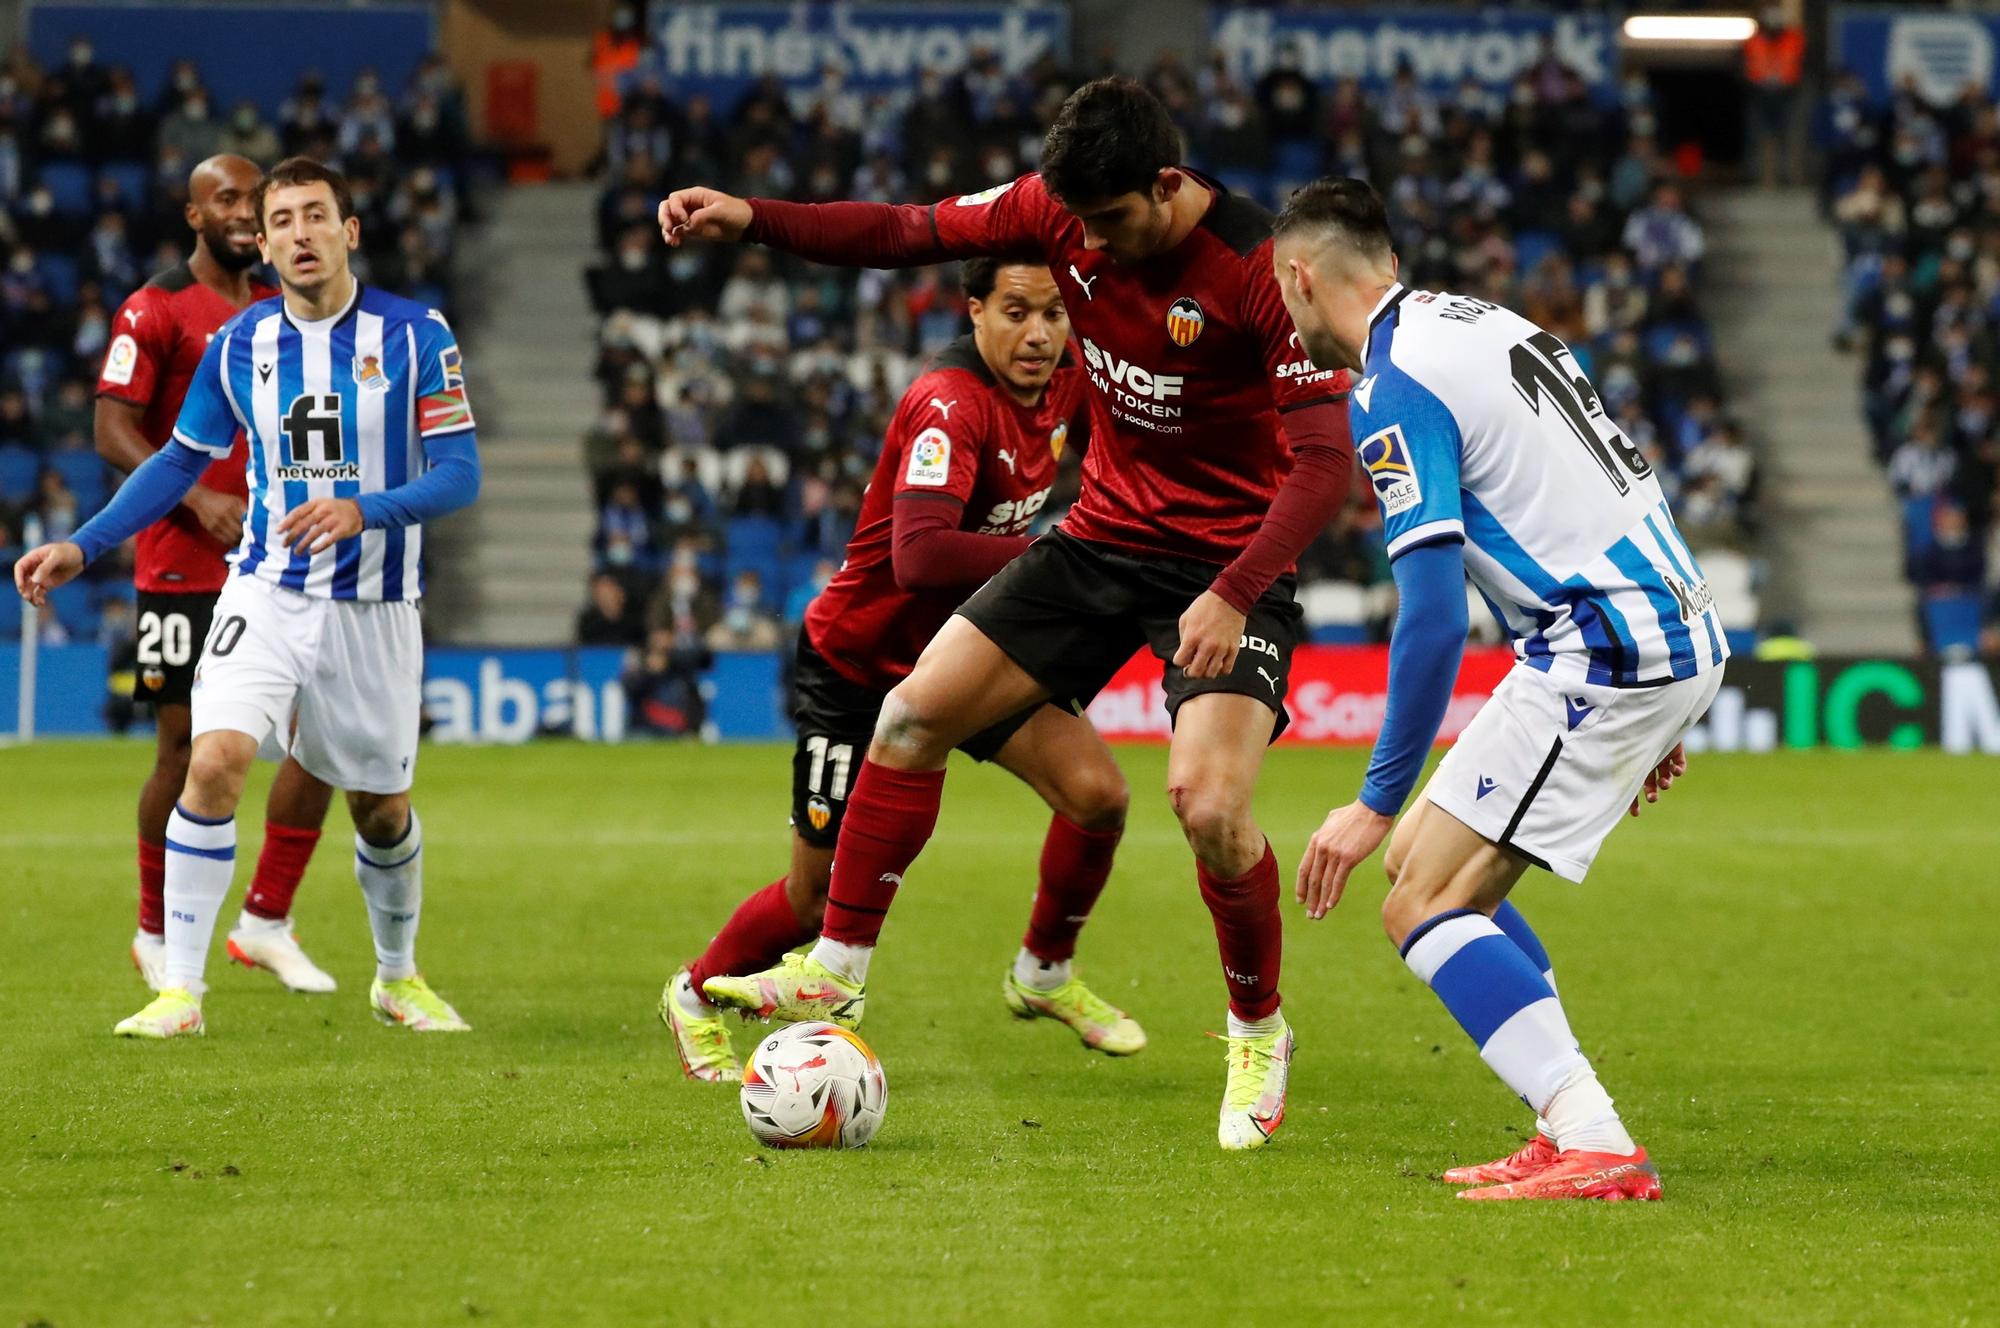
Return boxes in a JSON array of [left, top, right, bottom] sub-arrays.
[[1351, 285, 1727, 688], [173, 283, 476, 602]]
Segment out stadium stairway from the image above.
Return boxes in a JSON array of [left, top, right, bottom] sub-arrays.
[[1705, 185, 1920, 655], [443, 182, 599, 645]]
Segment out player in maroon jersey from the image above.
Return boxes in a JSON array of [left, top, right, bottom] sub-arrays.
[[95, 155, 336, 994], [661, 257, 1143, 1082], [668, 79, 1353, 1147]]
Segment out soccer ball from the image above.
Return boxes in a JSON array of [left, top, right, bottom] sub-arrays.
[[740, 1021, 888, 1149]]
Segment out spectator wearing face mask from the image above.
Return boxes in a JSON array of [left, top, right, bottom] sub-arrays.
[[158, 83, 223, 163], [705, 570, 780, 651], [623, 625, 712, 737], [219, 100, 280, 163]]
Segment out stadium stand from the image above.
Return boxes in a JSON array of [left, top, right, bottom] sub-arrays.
[[1825, 74, 2000, 657], [0, 39, 478, 644], [581, 29, 1761, 659]]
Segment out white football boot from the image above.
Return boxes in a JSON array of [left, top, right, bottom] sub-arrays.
[[225, 912, 338, 993], [131, 930, 169, 992]]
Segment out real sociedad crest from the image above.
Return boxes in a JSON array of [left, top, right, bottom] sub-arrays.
[[1166, 297, 1204, 347]]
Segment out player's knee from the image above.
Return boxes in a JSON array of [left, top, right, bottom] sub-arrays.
[[1169, 781, 1253, 861], [1063, 763, 1129, 833], [182, 742, 247, 811], [348, 794, 410, 847], [870, 689, 949, 766]]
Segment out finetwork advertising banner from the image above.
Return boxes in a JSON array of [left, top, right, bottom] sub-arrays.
[[1210, 7, 1618, 102], [653, 4, 1069, 104], [1834, 6, 2000, 105]]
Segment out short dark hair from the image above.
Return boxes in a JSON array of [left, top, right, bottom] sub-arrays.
[[961, 252, 1049, 301], [1039, 77, 1182, 205], [252, 156, 354, 229], [1272, 177, 1394, 265]]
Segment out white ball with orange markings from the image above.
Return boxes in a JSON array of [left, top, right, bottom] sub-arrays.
[[739, 1020, 887, 1149]]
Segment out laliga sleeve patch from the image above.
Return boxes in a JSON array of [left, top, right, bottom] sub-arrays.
[[103, 333, 139, 386], [954, 180, 1017, 207], [904, 427, 952, 486], [1359, 423, 1423, 517]]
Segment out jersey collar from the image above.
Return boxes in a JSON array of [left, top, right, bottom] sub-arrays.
[[281, 279, 363, 334], [1360, 282, 1408, 367]]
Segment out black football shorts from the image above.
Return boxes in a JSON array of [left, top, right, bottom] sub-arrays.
[[132, 590, 219, 708], [953, 530, 1303, 739], [789, 632, 1039, 848]]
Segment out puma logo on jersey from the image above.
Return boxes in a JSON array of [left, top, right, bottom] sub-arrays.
[[929, 396, 957, 419], [1068, 265, 1097, 299], [997, 447, 1016, 474], [1256, 666, 1279, 693], [123, 308, 144, 328]]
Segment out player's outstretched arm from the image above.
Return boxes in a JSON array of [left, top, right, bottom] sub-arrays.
[[34, 438, 216, 592], [1296, 539, 1469, 918], [662, 175, 1040, 269]]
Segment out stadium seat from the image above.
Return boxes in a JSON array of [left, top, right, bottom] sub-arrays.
[[38, 161, 94, 215], [1271, 140, 1321, 193], [0, 580, 20, 638], [97, 161, 152, 210], [659, 443, 724, 495], [49, 451, 107, 511], [38, 253, 80, 306], [723, 513, 788, 589], [720, 446, 789, 490], [1512, 230, 1563, 272], [47, 582, 98, 637], [0, 444, 39, 502]]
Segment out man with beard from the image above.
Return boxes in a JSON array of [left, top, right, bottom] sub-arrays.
[[95, 154, 337, 997]]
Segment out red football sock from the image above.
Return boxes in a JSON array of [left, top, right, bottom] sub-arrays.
[[1023, 815, 1123, 963], [820, 761, 945, 946], [1196, 841, 1283, 1020], [688, 878, 814, 992], [137, 836, 166, 936], [244, 823, 321, 921]]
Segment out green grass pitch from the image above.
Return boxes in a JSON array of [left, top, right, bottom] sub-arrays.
[[2, 739, 1996, 1326]]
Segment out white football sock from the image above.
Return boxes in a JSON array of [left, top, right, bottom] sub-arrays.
[[1013, 947, 1070, 991], [673, 970, 717, 1018], [1542, 1065, 1637, 1155], [1535, 970, 1559, 1139], [1226, 1009, 1284, 1040], [163, 806, 235, 995], [809, 937, 872, 984], [355, 812, 422, 982]]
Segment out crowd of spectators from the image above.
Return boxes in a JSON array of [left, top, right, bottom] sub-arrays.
[[1824, 71, 2000, 657], [0, 38, 477, 646], [580, 28, 1756, 683]]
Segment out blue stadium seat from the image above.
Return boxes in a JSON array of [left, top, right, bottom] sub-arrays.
[[97, 161, 152, 210], [48, 450, 107, 510], [1512, 230, 1562, 272], [0, 444, 39, 503], [0, 580, 20, 639], [48, 582, 98, 637], [724, 514, 787, 590], [38, 161, 95, 215], [37, 253, 80, 307], [6, 349, 58, 402]]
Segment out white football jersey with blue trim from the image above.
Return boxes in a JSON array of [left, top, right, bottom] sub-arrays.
[[1350, 284, 1728, 688]]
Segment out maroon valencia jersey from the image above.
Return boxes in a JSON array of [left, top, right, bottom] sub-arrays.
[[97, 262, 275, 594], [807, 337, 1092, 691], [927, 172, 1349, 566]]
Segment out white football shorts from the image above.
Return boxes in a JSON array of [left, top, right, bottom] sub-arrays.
[[1420, 661, 1725, 882], [190, 574, 422, 794]]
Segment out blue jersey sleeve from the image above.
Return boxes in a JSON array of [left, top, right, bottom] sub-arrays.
[[1349, 366, 1464, 561], [171, 323, 244, 457], [1358, 539, 1470, 816], [411, 311, 475, 439]]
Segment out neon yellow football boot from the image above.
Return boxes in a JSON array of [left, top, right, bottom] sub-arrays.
[[1002, 967, 1146, 1055], [701, 952, 865, 1029], [114, 986, 204, 1039], [1218, 1016, 1294, 1151], [370, 975, 470, 1032], [660, 969, 742, 1082]]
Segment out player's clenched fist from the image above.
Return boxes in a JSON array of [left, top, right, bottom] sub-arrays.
[[12, 541, 86, 607], [657, 187, 753, 247]]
